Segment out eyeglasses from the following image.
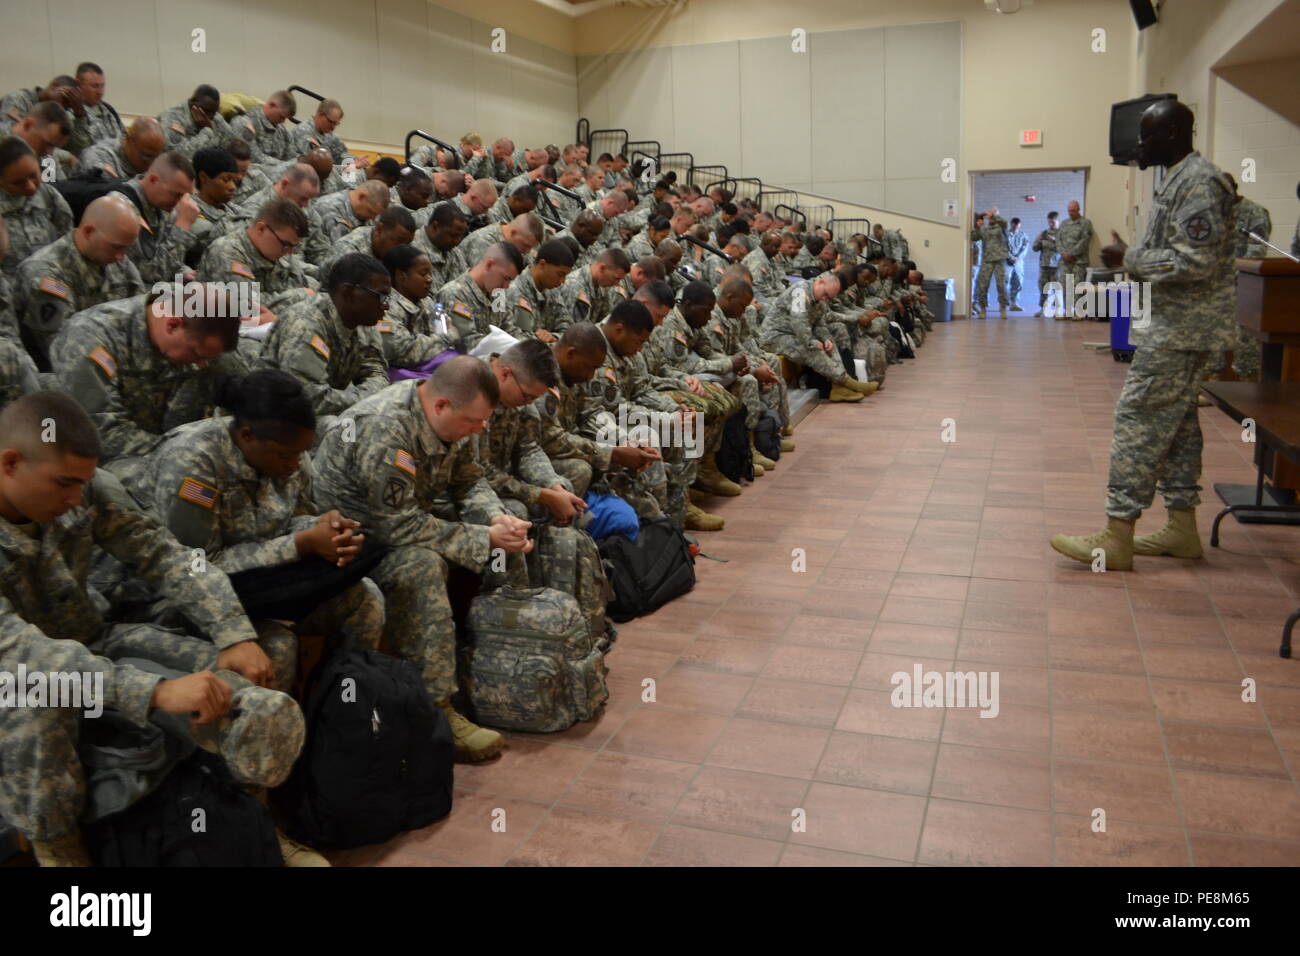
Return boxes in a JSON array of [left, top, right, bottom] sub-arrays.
[[350, 284, 390, 306], [265, 223, 301, 252]]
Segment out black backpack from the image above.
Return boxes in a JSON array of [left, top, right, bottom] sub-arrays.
[[598, 517, 696, 621], [53, 168, 141, 225], [714, 410, 753, 484], [754, 408, 782, 463], [83, 750, 283, 867], [273, 647, 454, 849]]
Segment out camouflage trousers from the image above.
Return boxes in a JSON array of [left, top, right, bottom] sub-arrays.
[[1038, 266, 1058, 307], [974, 258, 1009, 310], [868, 315, 899, 364], [368, 545, 458, 703], [763, 332, 848, 383], [0, 624, 304, 840], [252, 578, 386, 693], [1007, 261, 1026, 305], [1106, 347, 1219, 519], [851, 325, 888, 384], [1057, 260, 1087, 289], [1230, 320, 1261, 380], [564, 425, 669, 520]]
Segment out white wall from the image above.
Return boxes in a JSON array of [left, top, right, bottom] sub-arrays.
[[0, 0, 579, 155], [1212, 75, 1300, 249]]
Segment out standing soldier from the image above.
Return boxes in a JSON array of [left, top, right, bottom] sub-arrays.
[[1005, 217, 1030, 311], [1051, 101, 1238, 570], [1033, 211, 1060, 317], [1225, 174, 1272, 382], [1056, 199, 1094, 319], [971, 208, 1010, 319]]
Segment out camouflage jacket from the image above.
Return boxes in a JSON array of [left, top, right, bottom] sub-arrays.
[[290, 121, 347, 164], [230, 108, 296, 165], [1234, 196, 1272, 258], [589, 322, 677, 416], [503, 267, 565, 337], [147, 416, 318, 573], [0, 184, 74, 278], [972, 215, 1010, 262], [312, 379, 504, 566], [320, 224, 382, 277], [380, 290, 454, 367], [476, 388, 563, 507], [258, 293, 388, 415], [309, 191, 363, 258], [117, 178, 200, 285], [0, 88, 93, 154], [556, 265, 613, 331], [411, 229, 469, 293], [1032, 227, 1059, 268], [195, 226, 311, 314], [759, 281, 832, 349], [1056, 215, 1093, 263], [158, 102, 235, 159], [434, 270, 496, 353], [81, 139, 146, 180], [651, 306, 732, 377], [535, 377, 613, 471], [83, 101, 125, 146], [0, 336, 39, 405], [742, 247, 785, 300], [459, 222, 508, 269]]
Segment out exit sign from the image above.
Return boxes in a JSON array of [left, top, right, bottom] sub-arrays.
[[1020, 129, 1043, 146]]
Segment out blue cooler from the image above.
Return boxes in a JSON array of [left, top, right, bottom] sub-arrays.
[[1108, 283, 1134, 362]]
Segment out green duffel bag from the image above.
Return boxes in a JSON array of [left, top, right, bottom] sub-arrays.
[[461, 586, 609, 733]]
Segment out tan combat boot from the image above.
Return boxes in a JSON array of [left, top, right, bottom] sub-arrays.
[[686, 502, 725, 531], [694, 453, 742, 496], [437, 700, 506, 762], [32, 830, 92, 867], [1133, 508, 1203, 559], [277, 830, 331, 866], [750, 433, 776, 472], [780, 436, 795, 452], [829, 384, 865, 402], [1050, 517, 1135, 571], [836, 375, 878, 396], [781, 423, 794, 438]]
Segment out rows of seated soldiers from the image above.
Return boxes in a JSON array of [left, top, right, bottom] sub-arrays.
[[0, 68, 937, 867]]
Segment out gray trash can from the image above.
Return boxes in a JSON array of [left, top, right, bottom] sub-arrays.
[[923, 278, 954, 322]]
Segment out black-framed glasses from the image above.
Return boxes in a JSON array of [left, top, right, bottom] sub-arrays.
[[265, 223, 301, 252], [350, 283, 390, 306]]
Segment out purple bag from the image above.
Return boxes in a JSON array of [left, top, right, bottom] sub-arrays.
[[387, 349, 460, 382]]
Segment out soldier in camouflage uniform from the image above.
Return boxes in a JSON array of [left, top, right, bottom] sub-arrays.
[[116, 152, 203, 285], [378, 243, 455, 370], [1227, 181, 1272, 381], [458, 213, 543, 273], [312, 358, 533, 761], [1052, 101, 1239, 572], [711, 271, 794, 440], [14, 195, 144, 371], [51, 290, 243, 502], [0, 336, 39, 405], [500, 238, 575, 340], [554, 248, 631, 334], [307, 181, 389, 266], [0, 137, 74, 278], [147, 371, 384, 693], [1006, 218, 1031, 310], [290, 99, 348, 163], [742, 231, 787, 303], [434, 241, 523, 353], [157, 85, 235, 160], [552, 211, 606, 271], [186, 146, 243, 268], [536, 323, 665, 517], [1056, 200, 1094, 301], [1032, 212, 1060, 317], [624, 216, 671, 263], [229, 91, 298, 165], [759, 276, 876, 403], [257, 253, 390, 428], [74, 63, 125, 147], [80, 117, 164, 180], [0, 392, 306, 866], [412, 201, 470, 292], [319, 206, 416, 280], [972, 208, 1011, 318], [0, 79, 94, 156]]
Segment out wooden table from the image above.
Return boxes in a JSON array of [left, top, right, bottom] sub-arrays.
[[1201, 381, 1300, 658]]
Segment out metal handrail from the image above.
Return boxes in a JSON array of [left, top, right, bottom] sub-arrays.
[[576, 118, 590, 147], [285, 85, 325, 125], [657, 152, 694, 182], [687, 164, 727, 187], [625, 140, 661, 163], [773, 203, 807, 229], [797, 203, 835, 230], [403, 129, 456, 166], [587, 127, 629, 157]]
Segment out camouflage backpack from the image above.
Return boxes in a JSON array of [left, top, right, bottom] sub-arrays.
[[525, 522, 612, 647], [461, 586, 609, 733]]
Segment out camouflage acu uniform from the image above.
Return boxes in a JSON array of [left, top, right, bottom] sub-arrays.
[[195, 224, 313, 315], [157, 103, 235, 159], [14, 233, 145, 371], [290, 121, 347, 164], [1056, 214, 1093, 286], [458, 223, 511, 270], [0, 184, 73, 278], [0, 470, 304, 841], [80, 139, 144, 180], [434, 271, 497, 353], [759, 282, 848, 382], [380, 290, 454, 368], [411, 229, 468, 292], [556, 265, 615, 332], [0, 88, 93, 155], [552, 228, 600, 270], [1006, 228, 1031, 306], [742, 247, 785, 301], [257, 292, 388, 419], [83, 102, 125, 146], [115, 178, 200, 285], [651, 306, 742, 445], [0, 335, 39, 405], [1032, 226, 1059, 308], [50, 294, 220, 498], [1229, 196, 1272, 379], [705, 303, 790, 427], [623, 232, 656, 264], [972, 214, 1010, 310], [319, 224, 385, 278], [312, 379, 505, 703], [230, 109, 296, 165], [1106, 152, 1238, 520], [308, 191, 363, 261], [147, 416, 384, 691]]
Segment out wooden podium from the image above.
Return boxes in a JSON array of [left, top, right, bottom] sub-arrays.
[[1237, 257, 1300, 492]]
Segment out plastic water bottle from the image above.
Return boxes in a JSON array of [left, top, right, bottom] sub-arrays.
[[433, 301, 448, 336]]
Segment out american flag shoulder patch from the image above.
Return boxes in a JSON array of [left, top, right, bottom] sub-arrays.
[[674, 331, 689, 345], [392, 448, 417, 476], [309, 334, 331, 358], [577, 291, 591, 305], [88, 346, 117, 377], [170, 121, 186, 134], [604, 367, 617, 383], [517, 297, 533, 312], [712, 323, 724, 335], [230, 261, 253, 279], [376, 319, 394, 333], [177, 476, 219, 509], [451, 301, 473, 319], [613, 286, 628, 299], [38, 277, 69, 299]]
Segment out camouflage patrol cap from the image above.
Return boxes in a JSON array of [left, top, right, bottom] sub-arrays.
[[197, 684, 305, 788]]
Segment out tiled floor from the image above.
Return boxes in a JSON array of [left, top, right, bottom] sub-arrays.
[[339, 316, 1300, 867]]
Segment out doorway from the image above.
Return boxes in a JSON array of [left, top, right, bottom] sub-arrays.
[[969, 168, 1088, 313]]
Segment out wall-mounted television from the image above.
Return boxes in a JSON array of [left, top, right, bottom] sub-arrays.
[[1110, 93, 1177, 165]]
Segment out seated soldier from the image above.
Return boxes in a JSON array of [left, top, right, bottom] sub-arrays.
[[434, 241, 523, 354], [74, 62, 123, 146], [231, 160, 319, 228], [587, 189, 629, 248], [8, 102, 73, 181], [311, 356, 533, 762], [307, 180, 389, 264], [713, 265, 795, 451], [225, 138, 269, 210], [429, 168, 466, 202], [655, 238, 687, 293], [147, 368, 384, 696], [290, 98, 347, 162], [487, 183, 539, 227], [0, 76, 92, 155], [574, 164, 602, 205], [51, 285, 246, 500], [116, 151, 202, 285], [392, 165, 433, 225], [81, 117, 164, 180], [229, 90, 298, 164], [413, 200, 470, 291], [556, 248, 631, 332], [0, 136, 73, 278], [742, 229, 786, 304], [502, 237, 575, 342], [536, 321, 665, 518], [458, 211, 542, 270], [186, 145, 241, 266], [257, 253, 389, 426], [623, 215, 670, 263], [551, 163, 586, 223], [158, 85, 235, 159], [553, 210, 606, 270], [620, 255, 665, 300], [15, 194, 144, 371], [379, 243, 455, 373], [758, 274, 877, 403], [0, 391, 310, 867], [0, 337, 40, 405], [320, 205, 416, 278], [452, 177, 497, 231]]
